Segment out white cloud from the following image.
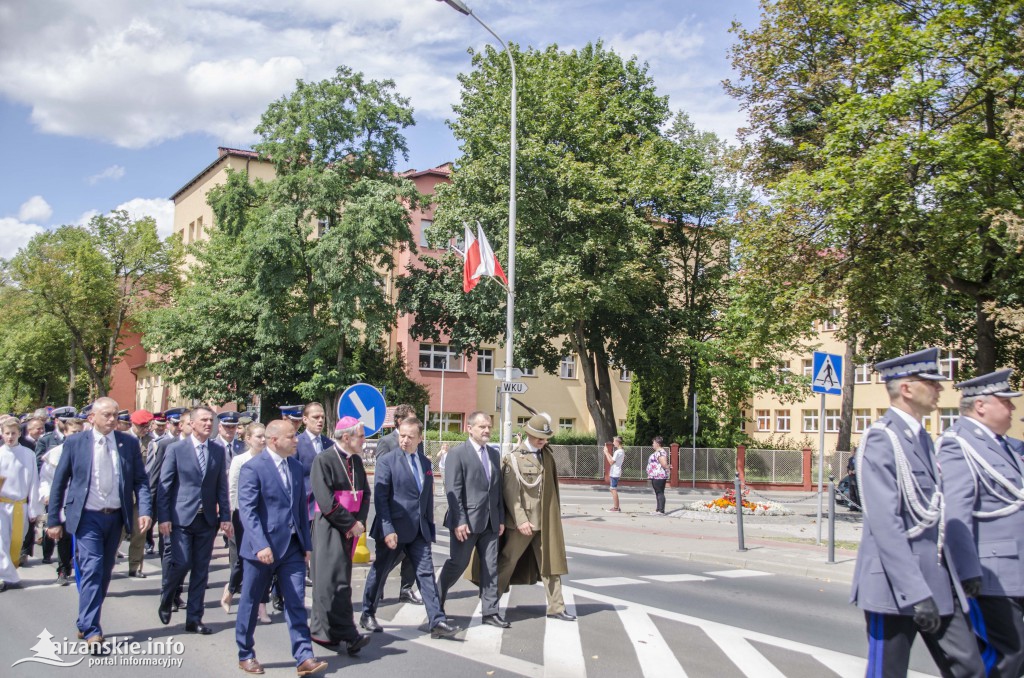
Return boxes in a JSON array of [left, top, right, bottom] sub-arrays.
[[17, 195, 52, 223], [0, 218, 44, 260], [87, 165, 126, 185], [113, 198, 175, 239]]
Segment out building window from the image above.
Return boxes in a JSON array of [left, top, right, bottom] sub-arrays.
[[755, 410, 771, 432], [802, 409, 819, 433], [428, 411, 464, 434], [476, 349, 493, 374], [853, 408, 872, 433], [619, 368, 632, 382], [854, 364, 872, 384], [418, 343, 463, 371], [521, 367, 536, 377], [316, 218, 329, 237], [558, 418, 574, 431], [196, 215, 203, 239], [939, 408, 959, 433], [802, 359, 814, 378], [776, 410, 791, 433], [939, 350, 959, 381], [418, 219, 434, 248], [922, 414, 933, 433], [188, 220, 195, 243], [825, 409, 840, 433], [823, 308, 840, 331], [559, 355, 577, 379], [516, 416, 530, 427]]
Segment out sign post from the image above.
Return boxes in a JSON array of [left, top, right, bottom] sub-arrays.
[[811, 351, 843, 545]]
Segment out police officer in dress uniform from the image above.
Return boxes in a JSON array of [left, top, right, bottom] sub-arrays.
[[938, 369, 1024, 677], [852, 348, 984, 677], [215, 412, 247, 462]]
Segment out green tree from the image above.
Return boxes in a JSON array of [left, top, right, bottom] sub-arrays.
[[728, 0, 1024, 383], [141, 66, 423, 415], [399, 42, 682, 444], [8, 211, 181, 398]]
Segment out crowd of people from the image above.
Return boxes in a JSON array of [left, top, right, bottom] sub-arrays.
[[0, 398, 575, 676]]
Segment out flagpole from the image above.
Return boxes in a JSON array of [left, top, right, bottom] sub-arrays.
[[438, 0, 517, 454]]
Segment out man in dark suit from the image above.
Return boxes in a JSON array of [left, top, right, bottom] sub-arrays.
[[147, 407, 185, 598], [436, 411, 507, 627], [157, 405, 232, 633], [37, 407, 76, 565], [46, 397, 152, 649], [851, 348, 983, 677], [214, 411, 247, 461], [360, 418, 459, 639], [371, 403, 422, 605], [235, 420, 327, 676]]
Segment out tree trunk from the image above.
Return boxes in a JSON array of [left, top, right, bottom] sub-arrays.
[[571, 322, 618, 445], [975, 298, 997, 374], [67, 339, 77, 407], [836, 336, 856, 453]]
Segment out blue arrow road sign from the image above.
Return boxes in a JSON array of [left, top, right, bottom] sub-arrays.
[[337, 383, 387, 437], [812, 352, 843, 395]]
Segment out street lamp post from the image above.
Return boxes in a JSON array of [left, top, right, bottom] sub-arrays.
[[437, 0, 518, 454]]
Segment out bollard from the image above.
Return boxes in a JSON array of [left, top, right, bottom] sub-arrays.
[[827, 474, 836, 564], [735, 472, 746, 552], [353, 533, 371, 564]]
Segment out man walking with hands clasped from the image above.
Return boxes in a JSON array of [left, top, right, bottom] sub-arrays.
[[436, 411, 507, 627]]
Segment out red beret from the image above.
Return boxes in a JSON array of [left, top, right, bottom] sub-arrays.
[[130, 410, 154, 426]]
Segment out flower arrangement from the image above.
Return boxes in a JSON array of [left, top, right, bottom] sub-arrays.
[[685, 487, 792, 516]]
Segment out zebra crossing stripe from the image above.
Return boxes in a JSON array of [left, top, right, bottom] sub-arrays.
[[615, 603, 688, 677], [703, 628, 786, 678], [543, 588, 586, 678]]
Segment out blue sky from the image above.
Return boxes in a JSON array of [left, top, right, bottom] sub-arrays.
[[0, 0, 761, 260]]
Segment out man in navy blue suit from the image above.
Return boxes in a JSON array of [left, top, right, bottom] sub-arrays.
[[360, 418, 460, 639], [157, 405, 232, 633], [46, 397, 152, 649], [296, 402, 332, 516], [235, 420, 327, 676]]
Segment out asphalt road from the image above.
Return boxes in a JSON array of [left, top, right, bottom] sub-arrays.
[[1, 489, 942, 677]]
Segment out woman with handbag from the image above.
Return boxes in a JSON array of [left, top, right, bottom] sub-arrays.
[[646, 436, 670, 515], [309, 416, 372, 654]]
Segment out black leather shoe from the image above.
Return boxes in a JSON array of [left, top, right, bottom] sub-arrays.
[[185, 622, 212, 635], [346, 633, 372, 655], [305, 576, 313, 587], [399, 588, 423, 605], [173, 595, 185, 612], [430, 620, 461, 639], [57, 575, 70, 587], [359, 613, 382, 633], [547, 611, 577, 622], [481, 614, 511, 629], [273, 595, 284, 612], [158, 604, 172, 625]]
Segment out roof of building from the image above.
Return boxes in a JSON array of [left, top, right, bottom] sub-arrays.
[[170, 147, 263, 202], [400, 163, 452, 179]]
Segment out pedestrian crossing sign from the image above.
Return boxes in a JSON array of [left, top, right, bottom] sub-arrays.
[[812, 352, 843, 395]]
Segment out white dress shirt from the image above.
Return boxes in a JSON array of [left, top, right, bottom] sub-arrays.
[[84, 430, 121, 511]]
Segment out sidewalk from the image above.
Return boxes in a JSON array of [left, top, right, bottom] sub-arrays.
[[556, 485, 861, 585]]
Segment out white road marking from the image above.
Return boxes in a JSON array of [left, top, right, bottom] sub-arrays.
[[704, 569, 772, 578], [543, 587, 586, 678], [564, 545, 627, 557], [571, 576, 647, 587], [615, 603, 688, 678], [641, 574, 713, 583], [703, 627, 785, 678]]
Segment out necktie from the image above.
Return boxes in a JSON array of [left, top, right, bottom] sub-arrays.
[[479, 445, 491, 482], [996, 435, 1016, 462], [197, 442, 207, 475], [918, 429, 933, 455], [97, 436, 113, 496], [313, 436, 322, 455], [279, 459, 291, 498], [408, 453, 423, 492]]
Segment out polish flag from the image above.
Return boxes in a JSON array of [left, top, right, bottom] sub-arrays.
[[463, 222, 508, 293]]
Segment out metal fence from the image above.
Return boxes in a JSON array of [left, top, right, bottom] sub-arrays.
[[743, 448, 804, 484], [676, 447, 737, 482], [810, 450, 853, 484], [548, 445, 604, 479]]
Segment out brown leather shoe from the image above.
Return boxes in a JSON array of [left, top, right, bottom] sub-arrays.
[[85, 635, 105, 655], [296, 658, 328, 676], [238, 658, 264, 675]]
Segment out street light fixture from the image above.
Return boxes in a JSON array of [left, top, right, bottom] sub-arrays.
[[437, 0, 518, 454]]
